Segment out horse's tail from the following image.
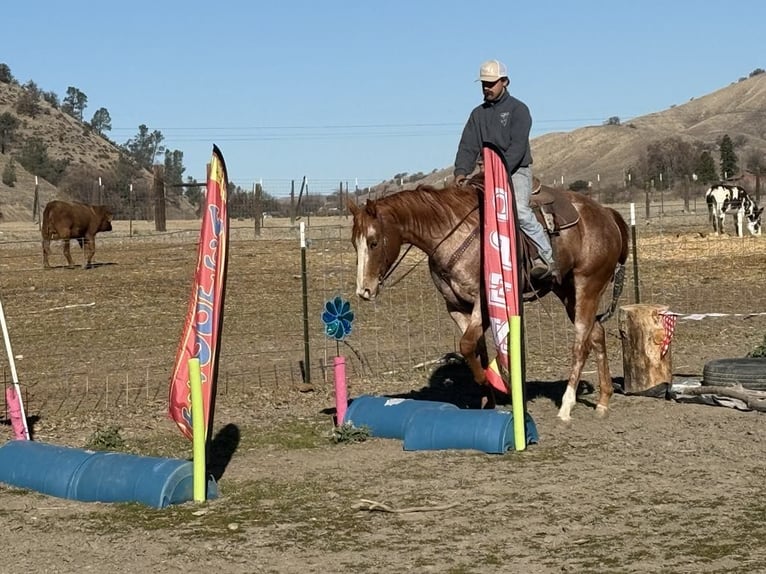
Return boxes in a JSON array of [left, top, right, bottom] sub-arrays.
[[597, 207, 630, 324]]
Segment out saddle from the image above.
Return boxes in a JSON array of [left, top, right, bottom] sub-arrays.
[[467, 174, 580, 291]]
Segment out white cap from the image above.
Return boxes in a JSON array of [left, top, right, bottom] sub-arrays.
[[477, 59, 508, 82]]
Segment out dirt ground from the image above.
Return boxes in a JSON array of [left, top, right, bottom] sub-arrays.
[[1, 214, 766, 574]]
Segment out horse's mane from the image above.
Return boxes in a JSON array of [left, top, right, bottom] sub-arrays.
[[376, 182, 479, 235]]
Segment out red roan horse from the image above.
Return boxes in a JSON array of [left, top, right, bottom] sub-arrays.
[[349, 177, 629, 421]]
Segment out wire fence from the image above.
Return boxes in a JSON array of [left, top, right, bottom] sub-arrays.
[[1, 199, 766, 422]]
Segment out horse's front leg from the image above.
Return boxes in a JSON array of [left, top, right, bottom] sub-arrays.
[[450, 304, 495, 409]]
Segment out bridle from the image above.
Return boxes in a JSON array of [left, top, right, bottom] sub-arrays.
[[379, 205, 480, 289]]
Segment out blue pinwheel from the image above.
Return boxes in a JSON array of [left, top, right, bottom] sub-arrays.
[[322, 296, 354, 341]]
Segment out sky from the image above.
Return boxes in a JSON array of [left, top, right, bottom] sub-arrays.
[[2, 0, 765, 193]]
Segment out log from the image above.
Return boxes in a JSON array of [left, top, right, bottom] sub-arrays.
[[618, 303, 673, 393], [680, 385, 766, 412]]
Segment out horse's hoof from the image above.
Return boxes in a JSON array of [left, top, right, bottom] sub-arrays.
[[595, 404, 608, 417], [557, 411, 572, 423], [480, 396, 495, 410]]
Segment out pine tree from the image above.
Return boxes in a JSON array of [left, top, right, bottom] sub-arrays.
[[719, 134, 738, 179], [696, 151, 718, 184]]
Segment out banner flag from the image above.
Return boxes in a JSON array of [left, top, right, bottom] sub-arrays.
[[482, 146, 522, 392], [168, 145, 230, 440]]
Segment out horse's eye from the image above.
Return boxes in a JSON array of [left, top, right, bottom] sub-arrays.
[[369, 240, 378, 249]]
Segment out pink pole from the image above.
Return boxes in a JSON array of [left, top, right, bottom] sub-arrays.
[[5, 386, 27, 440], [333, 356, 348, 425]]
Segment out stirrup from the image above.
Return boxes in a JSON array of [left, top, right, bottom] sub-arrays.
[[530, 259, 551, 280]]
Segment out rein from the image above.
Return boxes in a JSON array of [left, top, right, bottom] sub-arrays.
[[381, 204, 479, 289]]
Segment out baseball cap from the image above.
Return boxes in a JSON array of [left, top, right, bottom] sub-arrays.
[[477, 60, 508, 82]]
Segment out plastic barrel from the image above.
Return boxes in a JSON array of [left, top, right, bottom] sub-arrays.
[[344, 395, 459, 439], [70, 451, 218, 508], [403, 409, 539, 454], [0, 441, 218, 508], [0, 441, 94, 499]]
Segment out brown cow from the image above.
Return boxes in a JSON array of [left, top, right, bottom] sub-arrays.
[[41, 200, 113, 269]]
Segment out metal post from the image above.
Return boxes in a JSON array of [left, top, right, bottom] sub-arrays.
[[630, 203, 640, 304], [300, 222, 311, 386]]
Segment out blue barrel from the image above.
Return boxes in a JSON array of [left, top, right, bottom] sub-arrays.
[[0, 441, 218, 508], [344, 395, 459, 439], [70, 451, 218, 508], [0, 441, 93, 499], [403, 409, 539, 454]]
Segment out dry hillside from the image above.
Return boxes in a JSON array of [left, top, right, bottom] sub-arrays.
[[3, 72, 765, 217], [373, 72, 766, 194], [0, 80, 196, 222]]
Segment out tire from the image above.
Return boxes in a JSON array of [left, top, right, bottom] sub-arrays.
[[702, 358, 766, 391]]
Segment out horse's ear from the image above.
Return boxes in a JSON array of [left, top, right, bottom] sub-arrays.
[[347, 199, 359, 216], [364, 199, 378, 217]]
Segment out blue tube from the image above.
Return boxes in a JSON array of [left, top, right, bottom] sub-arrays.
[[344, 395, 459, 439], [0, 441, 218, 508], [403, 409, 539, 454]]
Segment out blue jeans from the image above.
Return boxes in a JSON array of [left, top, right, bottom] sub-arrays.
[[512, 166, 553, 262]]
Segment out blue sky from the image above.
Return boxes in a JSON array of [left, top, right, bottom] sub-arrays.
[[3, 1, 765, 192]]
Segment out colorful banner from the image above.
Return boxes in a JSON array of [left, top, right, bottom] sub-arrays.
[[482, 147, 522, 392], [168, 145, 230, 440]]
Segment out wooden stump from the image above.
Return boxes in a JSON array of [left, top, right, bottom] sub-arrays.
[[618, 304, 673, 393]]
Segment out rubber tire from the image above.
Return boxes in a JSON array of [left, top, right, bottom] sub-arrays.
[[702, 358, 766, 391]]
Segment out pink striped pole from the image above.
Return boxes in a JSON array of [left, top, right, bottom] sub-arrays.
[[334, 356, 348, 425], [5, 386, 26, 440]]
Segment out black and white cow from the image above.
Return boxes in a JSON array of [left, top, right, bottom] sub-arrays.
[[705, 184, 763, 237]]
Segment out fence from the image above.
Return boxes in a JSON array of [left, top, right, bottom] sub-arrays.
[[1, 199, 766, 422]]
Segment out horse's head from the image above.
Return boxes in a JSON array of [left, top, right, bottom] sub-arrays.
[[748, 206, 764, 236], [348, 199, 403, 300]]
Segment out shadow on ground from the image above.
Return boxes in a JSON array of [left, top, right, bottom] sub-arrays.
[[378, 354, 619, 413]]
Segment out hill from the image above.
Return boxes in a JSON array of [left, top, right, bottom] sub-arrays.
[[0, 80, 196, 222], [372, 72, 766, 195]]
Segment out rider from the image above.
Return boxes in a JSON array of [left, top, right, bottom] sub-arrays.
[[453, 59, 556, 281]]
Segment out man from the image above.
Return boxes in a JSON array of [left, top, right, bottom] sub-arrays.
[[454, 59, 555, 281]]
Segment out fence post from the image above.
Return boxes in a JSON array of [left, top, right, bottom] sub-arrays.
[[300, 222, 311, 386], [630, 203, 640, 304], [253, 182, 263, 238], [153, 165, 166, 232]]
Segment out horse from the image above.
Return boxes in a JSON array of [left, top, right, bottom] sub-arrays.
[[348, 177, 629, 421], [705, 184, 763, 237]]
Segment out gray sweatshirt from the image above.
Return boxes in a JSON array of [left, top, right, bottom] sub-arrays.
[[453, 90, 533, 177]]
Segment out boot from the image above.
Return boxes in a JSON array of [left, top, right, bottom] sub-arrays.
[[531, 256, 557, 281]]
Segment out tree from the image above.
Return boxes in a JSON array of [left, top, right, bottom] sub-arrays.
[[719, 134, 738, 179], [696, 151, 718, 184], [184, 176, 202, 206], [745, 149, 765, 202], [163, 149, 185, 188], [644, 137, 697, 186], [604, 116, 621, 126], [42, 90, 59, 108], [0, 111, 20, 154], [122, 124, 165, 170], [90, 107, 112, 135], [568, 179, 590, 192], [62, 86, 88, 121], [16, 137, 69, 185], [2, 158, 16, 186], [16, 81, 42, 118], [0, 63, 14, 84]]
